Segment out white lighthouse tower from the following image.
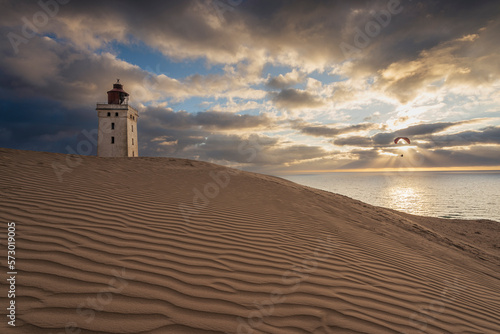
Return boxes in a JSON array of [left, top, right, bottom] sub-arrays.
[[96, 80, 139, 157]]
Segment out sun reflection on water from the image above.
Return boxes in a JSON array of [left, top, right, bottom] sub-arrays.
[[386, 186, 424, 214], [283, 172, 500, 221]]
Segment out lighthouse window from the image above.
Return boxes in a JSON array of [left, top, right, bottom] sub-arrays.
[[107, 112, 110, 117], [111, 123, 115, 130], [115, 112, 118, 117], [131, 125, 133, 132], [111, 136, 115, 144], [132, 138, 134, 145]]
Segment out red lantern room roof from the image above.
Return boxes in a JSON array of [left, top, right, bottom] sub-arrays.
[[107, 79, 129, 96], [106, 79, 129, 104]]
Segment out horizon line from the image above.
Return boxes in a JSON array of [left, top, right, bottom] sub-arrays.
[[275, 166, 500, 174]]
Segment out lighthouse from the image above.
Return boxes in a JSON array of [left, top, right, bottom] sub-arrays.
[[96, 80, 139, 157]]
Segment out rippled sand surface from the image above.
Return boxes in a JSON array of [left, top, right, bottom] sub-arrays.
[[1, 148, 499, 333]]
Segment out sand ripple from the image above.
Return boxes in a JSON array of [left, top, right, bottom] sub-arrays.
[[1, 148, 499, 333]]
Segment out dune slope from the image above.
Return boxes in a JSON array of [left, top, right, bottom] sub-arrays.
[[0, 148, 499, 334]]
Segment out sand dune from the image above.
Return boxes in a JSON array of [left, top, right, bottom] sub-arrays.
[[1, 147, 499, 334]]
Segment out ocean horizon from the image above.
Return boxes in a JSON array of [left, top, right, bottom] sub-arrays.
[[282, 170, 500, 222]]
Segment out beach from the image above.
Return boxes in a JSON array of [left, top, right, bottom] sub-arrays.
[[1, 147, 499, 333]]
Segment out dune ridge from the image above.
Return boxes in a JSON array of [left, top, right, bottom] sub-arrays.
[[0, 148, 499, 334]]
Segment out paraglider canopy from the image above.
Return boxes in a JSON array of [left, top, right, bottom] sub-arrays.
[[394, 137, 410, 144]]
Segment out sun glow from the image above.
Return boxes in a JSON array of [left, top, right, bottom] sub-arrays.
[[396, 145, 415, 151], [378, 150, 399, 157]]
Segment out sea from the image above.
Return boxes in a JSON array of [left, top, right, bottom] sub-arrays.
[[282, 171, 500, 222]]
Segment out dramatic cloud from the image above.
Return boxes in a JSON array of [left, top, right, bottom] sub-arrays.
[[375, 28, 500, 103], [145, 132, 327, 166], [199, 134, 327, 165], [334, 120, 491, 147], [143, 108, 272, 130], [298, 123, 383, 137], [333, 136, 374, 147], [1, 0, 500, 171], [427, 126, 500, 148], [266, 69, 306, 89], [271, 88, 324, 110]]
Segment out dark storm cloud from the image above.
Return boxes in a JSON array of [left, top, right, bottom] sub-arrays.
[[348, 149, 379, 160], [428, 146, 500, 167], [371, 18, 500, 102], [2, 0, 499, 97], [138, 106, 326, 165], [266, 70, 305, 89], [137, 108, 275, 161], [298, 122, 383, 137], [0, 31, 150, 106], [336, 0, 500, 73], [333, 136, 374, 147], [194, 111, 271, 129], [271, 89, 324, 109], [352, 1, 498, 58], [371, 121, 473, 146], [427, 126, 500, 148], [143, 107, 272, 130], [1, 1, 217, 54], [190, 133, 326, 165], [334, 120, 483, 147], [140, 129, 327, 166], [0, 1, 253, 106], [3, 0, 500, 74], [0, 1, 443, 67], [400, 120, 474, 136], [371, 121, 496, 147], [0, 93, 97, 153]]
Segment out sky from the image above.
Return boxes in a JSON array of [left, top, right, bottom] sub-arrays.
[[1, 0, 500, 174]]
